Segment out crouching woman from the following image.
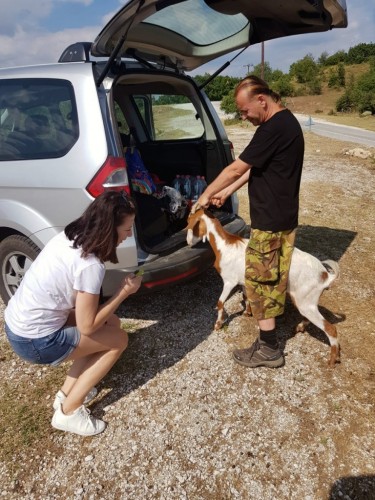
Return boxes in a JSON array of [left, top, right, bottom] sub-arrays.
[[4, 191, 142, 436]]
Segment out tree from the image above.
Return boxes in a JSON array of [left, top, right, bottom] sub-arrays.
[[272, 75, 294, 97], [318, 51, 329, 66], [336, 68, 375, 114], [290, 54, 320, 84], [193, 74, 240, 101], [251, 61, 273, 82], [354, 69, 375, 113], [220, 90, 238, 116], [271, 70, 285, 82], [347, 43, 375, 64], [324, 50, 347, 66], [328, 63, 345, 89]]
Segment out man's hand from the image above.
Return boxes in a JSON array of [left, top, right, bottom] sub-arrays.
[[190, 201, 201, 214], [191, 193, 211, 214], [210, 187, 232, 208]]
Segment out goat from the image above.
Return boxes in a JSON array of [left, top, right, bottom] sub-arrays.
[[186, 209, 341, 367]]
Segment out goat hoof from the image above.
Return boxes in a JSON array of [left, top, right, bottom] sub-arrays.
[[214, 322, 223, 330], [328, 345, 341, 367]]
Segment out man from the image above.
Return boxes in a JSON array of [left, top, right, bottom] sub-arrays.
[[194, 76, 304, 368]]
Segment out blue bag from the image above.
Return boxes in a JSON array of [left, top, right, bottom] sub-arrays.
[[124, 146, 156, 194]]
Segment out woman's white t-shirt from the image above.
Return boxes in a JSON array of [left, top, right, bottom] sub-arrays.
[[4, 232, 105, 338]]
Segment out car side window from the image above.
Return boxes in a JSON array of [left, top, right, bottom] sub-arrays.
[[0, 78, 79, 161], [133, 94, 204, 141]]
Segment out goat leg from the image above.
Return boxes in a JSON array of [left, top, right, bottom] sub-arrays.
[[295, 303, 340, 367], [296, 317, 310, 333], [215, 302, 227, 330], [214, 281, 236, 330]]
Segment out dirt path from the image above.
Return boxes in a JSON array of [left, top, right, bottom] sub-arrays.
[[0, 125, 374, 499]]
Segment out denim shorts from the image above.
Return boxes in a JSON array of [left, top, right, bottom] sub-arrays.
[[4, 322, 80, 367]]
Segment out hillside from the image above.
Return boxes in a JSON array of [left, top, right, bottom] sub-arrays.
[[286, 63, 375, 132]]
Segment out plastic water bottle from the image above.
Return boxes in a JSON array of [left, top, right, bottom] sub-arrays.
[[172, 174, 181, 193], [199, 176, 207, 192], [181, 175, 192, 200], [191, 175, 201, 203]]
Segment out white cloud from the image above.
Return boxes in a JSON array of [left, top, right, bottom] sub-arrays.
[[0, 0, 53, 36], [0, 0, 373, 74], [0, 26, 99, 68]]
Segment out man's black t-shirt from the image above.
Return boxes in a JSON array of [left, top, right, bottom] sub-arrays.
[[239, 109, 304, 232]]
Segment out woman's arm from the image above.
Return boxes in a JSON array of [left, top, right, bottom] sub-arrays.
[[74, 274, 142, 336]]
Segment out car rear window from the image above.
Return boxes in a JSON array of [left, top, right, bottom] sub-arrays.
[[144, 0, 248, 46], [0, 78, 79, 161], [133, 94, 204, 141]]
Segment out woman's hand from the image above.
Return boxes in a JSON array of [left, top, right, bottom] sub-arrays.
[[119, 273, 142, 297], [75, 274, 142, 336]]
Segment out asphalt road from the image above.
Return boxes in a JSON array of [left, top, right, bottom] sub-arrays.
[[295, 113, 375, 148], [211, 102, 375, 148]]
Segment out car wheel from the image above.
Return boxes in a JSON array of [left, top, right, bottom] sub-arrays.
[[0, 235, 40, 305]]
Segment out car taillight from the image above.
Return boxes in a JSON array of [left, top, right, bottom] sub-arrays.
[[86, 156, 130, 197]]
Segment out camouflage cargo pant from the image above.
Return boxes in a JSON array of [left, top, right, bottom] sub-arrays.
[[245, 228, 296, 320]]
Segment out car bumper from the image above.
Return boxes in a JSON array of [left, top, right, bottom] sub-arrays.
[[101, 215, 248, 296]]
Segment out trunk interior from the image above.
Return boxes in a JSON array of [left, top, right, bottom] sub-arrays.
[[112, 71, 235, 255]]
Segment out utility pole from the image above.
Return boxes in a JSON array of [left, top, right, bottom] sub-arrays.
[[261, 42, 265, 80], [243, 63, 253, 75]]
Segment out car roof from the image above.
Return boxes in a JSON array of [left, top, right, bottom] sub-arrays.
[[91, 0, 348, 72]]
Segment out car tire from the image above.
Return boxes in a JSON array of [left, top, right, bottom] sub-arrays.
[[0, 235, 40, 305]]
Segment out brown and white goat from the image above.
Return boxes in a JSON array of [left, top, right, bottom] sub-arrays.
[[186, 209, 340, 367]]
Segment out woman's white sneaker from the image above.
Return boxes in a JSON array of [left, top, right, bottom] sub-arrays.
[[53, 387, 98, 411], [52, 404, 106, 436]]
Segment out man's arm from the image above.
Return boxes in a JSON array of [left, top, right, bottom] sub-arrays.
[[211, 170, 250, 207], [195, 158, 251, 209]]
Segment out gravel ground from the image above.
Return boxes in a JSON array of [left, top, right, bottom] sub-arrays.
[[0, 123, 374, 499]]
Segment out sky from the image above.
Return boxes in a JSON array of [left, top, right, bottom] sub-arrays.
[[0, 0, 373, 77]]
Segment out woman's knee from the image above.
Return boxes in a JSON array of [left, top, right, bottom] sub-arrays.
[[117, 329, 128, 352]]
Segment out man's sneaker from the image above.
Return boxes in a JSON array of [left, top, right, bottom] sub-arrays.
[[52, 404, 106, 436], [53, 387, 98, 411], [232, 338, 284, 368]]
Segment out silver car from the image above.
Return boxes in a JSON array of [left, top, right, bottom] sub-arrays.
[[0, 0, 348, 304]]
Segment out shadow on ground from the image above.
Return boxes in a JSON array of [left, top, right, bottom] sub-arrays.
[[296, 224, 357, 261], [95, 268, 223, 412], [329, 474, 375, 500], [95, 224, 355, 411]]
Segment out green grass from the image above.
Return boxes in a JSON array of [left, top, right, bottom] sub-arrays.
[[0, 345, 66, 470]]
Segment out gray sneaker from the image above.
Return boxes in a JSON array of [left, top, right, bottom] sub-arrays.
[[53, 387, 98, 411], [52, 404, 106, 436], [232, 338, 284, 368]]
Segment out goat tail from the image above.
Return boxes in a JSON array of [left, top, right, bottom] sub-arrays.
[[321, 259, 340, 286]]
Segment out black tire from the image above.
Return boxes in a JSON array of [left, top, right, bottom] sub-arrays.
[[0, 235, 40, 305]]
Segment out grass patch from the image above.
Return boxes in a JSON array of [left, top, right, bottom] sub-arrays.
[[0, 337, 66, 470]]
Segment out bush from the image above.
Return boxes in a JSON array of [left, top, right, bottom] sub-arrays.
[[221, 91, 238, 116], [336, 92, 355, 113], [337, 67, 375, 114], [272, 75, 295, 97]]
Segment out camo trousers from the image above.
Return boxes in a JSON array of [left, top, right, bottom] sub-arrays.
[[245, 228, 296, 320]]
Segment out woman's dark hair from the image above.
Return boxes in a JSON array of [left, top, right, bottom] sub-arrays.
[[65, 190, 136, 263], [235, 75, 281, 103]]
